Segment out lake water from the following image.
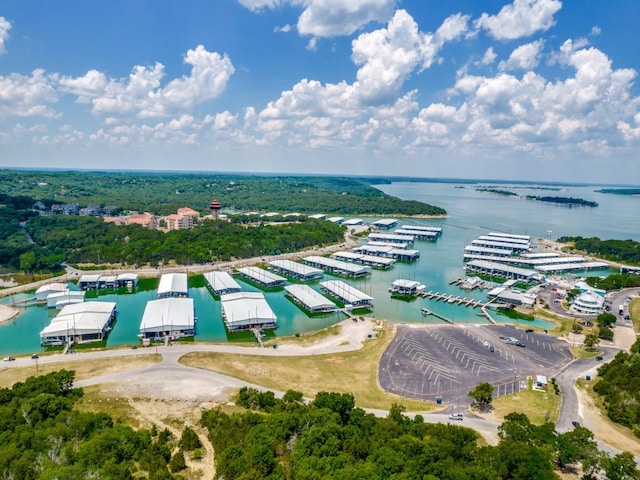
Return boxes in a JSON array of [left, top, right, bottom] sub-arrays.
[[1, 181, 638, 356]]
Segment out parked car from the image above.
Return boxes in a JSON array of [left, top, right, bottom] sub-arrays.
[[448, 413, 463, 421], [3, 356, 15, 362], [516, 341, 526, 347], [596, 355, 604, 361], [572, 421, 581, 428], [31, 353, 39, 359], [525, 329, 534, 333]]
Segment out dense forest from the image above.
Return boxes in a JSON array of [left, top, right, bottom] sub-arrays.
[[593, 338, 640, 437], [20, 214, 345, 270], [0, 370, 198, 479], [558, 236, 640, 265], [585, 274, 640, 291], [200, 386, 639, 480], [0, 170, 447, 216]]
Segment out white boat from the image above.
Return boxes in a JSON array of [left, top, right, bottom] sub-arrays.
[[421, 307, 431, 315]]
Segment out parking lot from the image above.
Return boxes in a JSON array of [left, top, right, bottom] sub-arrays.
[[379, 324, 573, 406]]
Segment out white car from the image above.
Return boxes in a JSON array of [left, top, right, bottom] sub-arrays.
[[3, 356, 15, 362], [448, 413, 463, 421]]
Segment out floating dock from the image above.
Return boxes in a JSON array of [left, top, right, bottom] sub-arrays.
[[421, 291, 488, 308]]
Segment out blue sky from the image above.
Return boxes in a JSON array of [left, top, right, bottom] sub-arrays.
[[1, 0, 640, 184]]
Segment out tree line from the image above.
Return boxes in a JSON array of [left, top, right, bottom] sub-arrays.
[[593, 338, 640, 437], [558, 236, 640, 265], [200, 386, 640, 479], [0, 170, 447, 217], [21, 215, 345, 270]]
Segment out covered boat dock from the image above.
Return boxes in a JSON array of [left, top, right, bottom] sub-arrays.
[[284, 284, 337, 313], [40, 301, 117, 346], [237, 266, 287, 288], [204, 271, 242, 296], [331, 251, 396, 269], [320, 280, 374, 309], [303, 256, 371, 278], [139, 297, 196, 340], [268, 259, 324, 281], [220, 291, 277, 331], [158, 273, 188, 298]]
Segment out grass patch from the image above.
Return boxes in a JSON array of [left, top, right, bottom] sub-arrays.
[[630, 298, 640, 334], [180, 325, 437, 412], [75, 385, 142, 428], [569, 346, 603, 359], [497, 307, 534, 322], [0, 354, 162, 388], [490, 385, 561, 425]]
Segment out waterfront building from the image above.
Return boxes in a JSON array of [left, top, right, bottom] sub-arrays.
[[368, 233, 414, 245], [320, 280, 374, 309], [487, 232, 531, 242], [303, 256, 371, 277], [139, 297, 196, 340], [35, 283, 68, 302], [487, 287, 536, 307], [621, 265, 640, 275], [157, 273, 188, 298], [308, 214, 326, 220], [220, 292, 277, 331], [535, 261, 609, 274], [331, 251, 396, 269], [78, 274, 103, 290], [327, 216, 344, 224], [352, 245, 420, 261], [116, 273, 139, 288], [395, 228, 438, 240], [284, 284, 337, 313], [371, 218, 397, 229], [268, 259, 324, 281], [389, 279, 425, 296], [471, 239, 530, 253], [46, 290, 85, 309], [203, 271, 242, 296], [465, 259, 544, 283], [40, 301, 117, 346], [570, 290, 605, 315], [399, 225, 443, 236], [342, 218, 364, 226], [237, 266, 287, 288]]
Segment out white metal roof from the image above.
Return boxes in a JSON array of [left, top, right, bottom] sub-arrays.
[[116, 273, 139, 282], [488, 232, 531, 241], [268, 259, 323, 277], [368, 233, 414, 242], [35, 283, 68, 300], [327, 216, 344, 223], [238, 266, 286, 285], [308, 213, 326, 219], [304, 256, 371, 275], [158, 273, 188, 296], [372, 218, 397, 227], [392, 279, 422, 289], [284, 284, 336, 310], [342, 218, 363, 226], [399, 225, 442, 233], [203, 271, 241, 293], [79, 274, 101, 283], [220, 292, 277, 327], [320, 280, 373, 303], [478, 235, 530, 245], [41, 301, 116, 337], [140, 297, 195, 332]]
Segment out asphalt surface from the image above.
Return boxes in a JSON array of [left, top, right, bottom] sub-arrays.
[[379, 324, 572, 407]]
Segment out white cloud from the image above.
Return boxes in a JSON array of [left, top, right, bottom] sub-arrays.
[[237, 0, 286, 11], [475, 0, 562, 40], [352, 10, 468, 103], [499, 39, 544, 70], [0, 17, 11, 55], [61, 45, 234, 118], [0, 69, 59, 118], [296, 0, 396, 37], [213, 111, 238, 129], [481, 47, 497, 65]]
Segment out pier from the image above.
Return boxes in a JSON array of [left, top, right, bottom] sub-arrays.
[[421, 308, 453, 324], [421, 291, 488, 308], [251, 328, 264, 347]]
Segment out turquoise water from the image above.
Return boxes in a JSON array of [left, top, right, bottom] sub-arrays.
[[2, 181, 638, 355]]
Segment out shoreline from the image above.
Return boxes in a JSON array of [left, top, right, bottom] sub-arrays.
[[0, 304, 20, 325]]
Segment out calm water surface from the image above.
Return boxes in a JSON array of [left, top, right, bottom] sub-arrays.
[[1, 181, 638, 355]]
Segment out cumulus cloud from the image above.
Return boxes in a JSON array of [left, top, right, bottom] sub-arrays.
[[499, 39, 544, 70], [475, 0, 562, 40], [353, 10, 468, 103], [296, 0, 396, 37], [0, 69, 59, 118], [237, 0, 286, 11], [60, 45, 234, 118], [0, 17, 11, 55], [481, 47, 497, 65]]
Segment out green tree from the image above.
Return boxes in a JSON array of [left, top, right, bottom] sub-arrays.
[[598, 312, 617, 328], [169, 450, 186, 473], [19, 250, 36, 273], [604, 452, 640, 480], [584, 333, 600, 350], [469, 382, 494, 409], [179, 426, 201, 451]]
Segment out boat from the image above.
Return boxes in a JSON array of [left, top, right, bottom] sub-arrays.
[[421, 307, 431, 315]]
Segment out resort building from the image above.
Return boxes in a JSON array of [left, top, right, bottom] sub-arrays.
[[139, 297, 196, 340], [237, 266, 287, 288], [157, 273, 189, 298], [220, 291, 277, 331], [177, 207, 200, 220], [268, 260, 324, 282], [570, 290, 605, 315], [40, 301, 117, 346], [487, 287, 536, 307], [165, 213, 193, 230], [203, 271, 242, 296], [284, 284, 337, 313], [127, 213, 158, 229], [303, 256, 371, 278]]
